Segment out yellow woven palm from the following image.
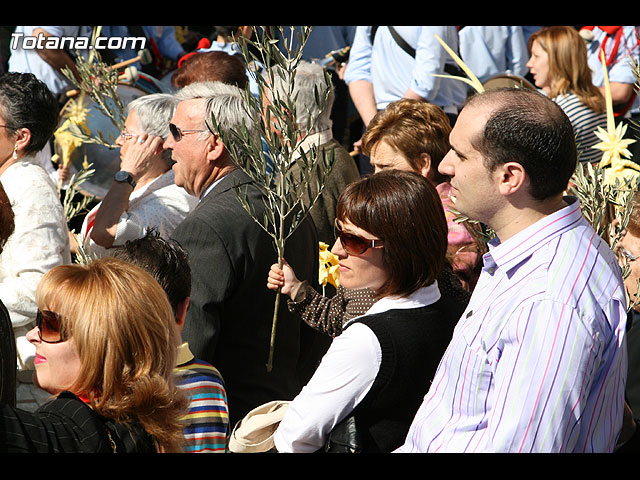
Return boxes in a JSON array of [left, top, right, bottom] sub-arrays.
[[594, 50, 639, 185]]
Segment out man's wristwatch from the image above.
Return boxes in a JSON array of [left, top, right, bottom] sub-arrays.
[[114, 170, 136, 189]]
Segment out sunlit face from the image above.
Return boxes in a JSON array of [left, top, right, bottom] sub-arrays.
[[163, 99, 212, 197], [370, 140, 427, 176], [26, 324, 82, 395], [437, 105, 501, 224], [331, 218, 389, 292], [526, 40, 552, 94], [617, 231, 640, 311]]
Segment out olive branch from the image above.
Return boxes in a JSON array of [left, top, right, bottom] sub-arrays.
[[207, 26, 336, 371]]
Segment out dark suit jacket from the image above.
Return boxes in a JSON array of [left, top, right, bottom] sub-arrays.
[[171, 169, 327, 425]]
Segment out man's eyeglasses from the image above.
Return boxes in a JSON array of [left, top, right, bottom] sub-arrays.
[[36, 310, 68, 344], [334, 220, 384, 256], [169, 123, 206, 142]]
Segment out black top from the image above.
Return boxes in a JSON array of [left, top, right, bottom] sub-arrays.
[[347, 297, 462, 453], [0, 391, 155, 453]]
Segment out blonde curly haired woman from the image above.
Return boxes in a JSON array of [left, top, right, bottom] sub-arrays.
[[0, 257, 188, 452]]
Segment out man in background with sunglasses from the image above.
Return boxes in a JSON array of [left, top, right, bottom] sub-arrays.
[[165, 81, 323, 428], [397, 87, 628, 453]]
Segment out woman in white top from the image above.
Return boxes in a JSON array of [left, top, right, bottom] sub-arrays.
[[79, 93, 197, 257], [0, 72, 72, 371], [526, 26, 607, 164], [269, 170, 461, 453]]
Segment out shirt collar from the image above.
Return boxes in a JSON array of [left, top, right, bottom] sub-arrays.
[[484, 196, 584, 276], [199, 176, 225, 201], [344, 281, 441, 327], [291, 129, 333, 161], [176, 342, 194, 367], [130, 169, 175, 200]]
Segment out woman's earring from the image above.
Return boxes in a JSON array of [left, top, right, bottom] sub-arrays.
[[12, 145, 17, 160]]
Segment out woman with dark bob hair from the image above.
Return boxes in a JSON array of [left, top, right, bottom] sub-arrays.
[[0, 257, 188, 452], [271, 170, 461, 453]]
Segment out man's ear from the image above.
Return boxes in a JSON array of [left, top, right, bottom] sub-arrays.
[[175, 296, 191, 333], [205, 134, 225, 163], [496, 161, 527, 197]]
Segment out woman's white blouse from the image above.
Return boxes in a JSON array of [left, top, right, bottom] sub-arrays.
[[274, 282, 441, 453], [0, 159, 72, 368], [80, 169, 197, 257]]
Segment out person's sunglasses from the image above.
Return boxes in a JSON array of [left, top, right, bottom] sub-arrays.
[[334, 220, 384, 256], [169, 123, 205, 142], [36, 310, 68, 344]]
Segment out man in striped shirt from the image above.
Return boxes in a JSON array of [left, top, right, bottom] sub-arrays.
[[397, 88, 628, 453]]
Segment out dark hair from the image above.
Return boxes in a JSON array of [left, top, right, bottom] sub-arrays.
[[0, 183, 14, 254], [110, 229, 191, 316], [214, 26, 242, 38], [335, 170, 448, 298], [171, 51, 248, 90], [466, 87, 577, 200], [0, 72, 59, 155]]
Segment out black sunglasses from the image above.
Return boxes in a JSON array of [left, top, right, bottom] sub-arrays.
[[334, 220, 384, 256], [36, 310, 68, 344], [169, 123, 206, 142]]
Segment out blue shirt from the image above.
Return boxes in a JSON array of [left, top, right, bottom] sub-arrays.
[[459, 26, 529, 84], [344, 26, 467, 112], [397, 197, 628, 452], [586, 26, 640, 114], [277, 26, 356, 67]]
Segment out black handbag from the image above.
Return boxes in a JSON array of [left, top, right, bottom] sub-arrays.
[[323, 415, 362, 453]]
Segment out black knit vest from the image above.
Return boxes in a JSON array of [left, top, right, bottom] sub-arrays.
[[345, 299, 459, 452]]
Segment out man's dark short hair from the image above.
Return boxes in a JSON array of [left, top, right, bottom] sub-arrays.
[[110, 229, 191, 316], [466, 88, 577, 200]]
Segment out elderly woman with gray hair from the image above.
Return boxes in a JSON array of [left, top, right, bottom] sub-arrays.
[[267, 61, 360, 245], [78, 93, 197, 257]]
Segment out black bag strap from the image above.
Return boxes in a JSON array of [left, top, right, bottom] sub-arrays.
[[387, 26, 416, 58], [370, 26, 464, 78], [370, 26, 415, 58]]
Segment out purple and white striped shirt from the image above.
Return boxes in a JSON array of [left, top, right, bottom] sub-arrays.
[[397, 197, 628, 453]]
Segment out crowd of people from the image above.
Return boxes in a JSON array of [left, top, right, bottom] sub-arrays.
[[0, 25, 638, 453]]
